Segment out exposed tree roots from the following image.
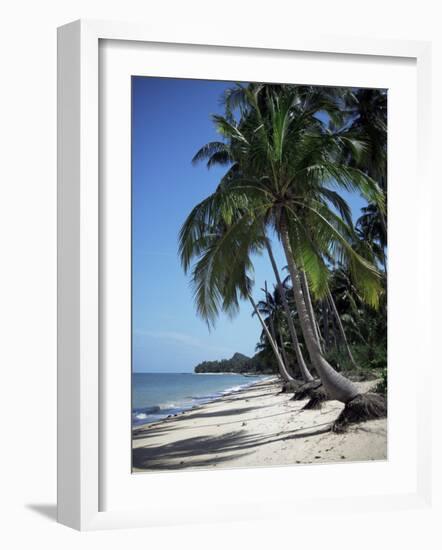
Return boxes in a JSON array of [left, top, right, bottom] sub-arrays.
[[302, 386, 329, 410], [291, 379, 322, 401], [332, 392, 387, 433], [279, 380, 302, 394]]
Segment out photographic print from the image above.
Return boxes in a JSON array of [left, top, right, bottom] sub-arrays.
[[131, 78, 387, 472]]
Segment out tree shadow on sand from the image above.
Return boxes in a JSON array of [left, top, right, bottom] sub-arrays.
[[132, 404, 278, 440], [180, 404, 272, 421], [132, 422, 331, 471]]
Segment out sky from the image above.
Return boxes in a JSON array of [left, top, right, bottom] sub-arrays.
[[132, 77, 367, 373]]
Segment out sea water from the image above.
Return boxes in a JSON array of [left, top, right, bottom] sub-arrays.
[[132, 372, 269, 426]]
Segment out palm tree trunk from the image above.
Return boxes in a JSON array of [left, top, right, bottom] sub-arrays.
[[248, 294, 291, 382], [264, 282, 278, 347], [327, 288, 357, 369], [264, 238, 313, 382], [315, 318, 325, 350], [264, 281, 291, 377], [278, 333, 290, 373], [323, 300, 330, 351], [330, 308, 340, 351], [279, 220, 359, 403], [263, 282, 295, 377], [300, 270, 323, 352]]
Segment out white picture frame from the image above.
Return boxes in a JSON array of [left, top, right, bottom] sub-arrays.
[[57, 19, 432, 531]]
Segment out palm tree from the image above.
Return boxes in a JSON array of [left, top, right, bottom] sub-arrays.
[[343, 88, 388, 251], [342, 88, 387, 187], [326, 286, 357, 368], [254, 282, 296, 376], [326, 264, 387, 368], [356, 204, 387, 272], [249, 293, 291, 381], [261, 239, 312, 381], [178, 204, 292, 382], [255, 283, 279, 346], [192, 138, 313, 382], [181, 83, 386, 427]]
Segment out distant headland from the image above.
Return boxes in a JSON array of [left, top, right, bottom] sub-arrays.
[[194, 351, 277, 374]]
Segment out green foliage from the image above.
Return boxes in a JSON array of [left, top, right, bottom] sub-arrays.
[[375, 367, 388, 396], [325, 341, 386, 376], [181, 83, 387, 387], [324, 348, 354, 373], [357, 343, 387, 371], [194, 351, 277, 375], [180, 83, 384, 328]]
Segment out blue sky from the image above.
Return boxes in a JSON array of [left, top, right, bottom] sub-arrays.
[[132, 77, 367, 373]]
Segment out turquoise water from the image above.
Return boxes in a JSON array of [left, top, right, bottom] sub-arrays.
[[132, 372, 269, 426]]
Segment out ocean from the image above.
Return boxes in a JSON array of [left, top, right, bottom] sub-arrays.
[[132, 372, 270, 426]]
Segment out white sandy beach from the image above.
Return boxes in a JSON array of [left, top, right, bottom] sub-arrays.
[[132, 378, 387, 471]]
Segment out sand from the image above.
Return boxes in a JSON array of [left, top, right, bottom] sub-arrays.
[[132, 378, 387, 472]]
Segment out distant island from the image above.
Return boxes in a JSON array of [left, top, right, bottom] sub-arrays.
[[194, 352, 277, 375]]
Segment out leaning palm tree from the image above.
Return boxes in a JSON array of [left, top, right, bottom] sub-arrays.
[[191, 141, 313, 382], [192, 128, 318, 381], [257, 235, 313, 381], [249, 293, 291, 381], [326, 286, 357, 368], [182, 83, 386, 429], [254, 282, 294, 376], [179, 205, 292, 382]]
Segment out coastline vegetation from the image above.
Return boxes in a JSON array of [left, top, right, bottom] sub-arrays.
[[194, 351, 276, 375], [181, 83, 387, 431]]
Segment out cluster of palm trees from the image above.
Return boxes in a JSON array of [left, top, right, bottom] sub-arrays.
[[179, 83, 387, 430]]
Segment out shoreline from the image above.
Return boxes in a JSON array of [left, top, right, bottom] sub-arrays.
[[132, 377, 387, 471], [132, 374, 275, 428]]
